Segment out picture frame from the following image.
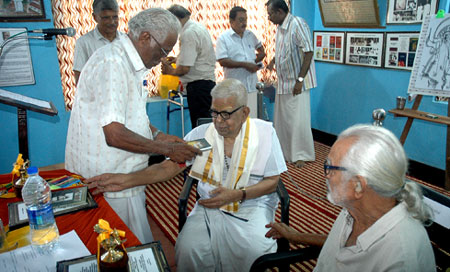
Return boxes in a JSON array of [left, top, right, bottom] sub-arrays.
[[0, 28, 36, 87], [345, 32, 384, 68], [8, 186, 97, 230], [408, 13, 450, 97], [318, 0, 381, 28], [56, 241, 171, 272], [384, 32, 420, 70], [313, 31, 346, 64], [386, 0, 439, 24], [0, 0, 46, 21]]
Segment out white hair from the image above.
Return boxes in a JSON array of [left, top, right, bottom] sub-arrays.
[[211, 79, 248, 107], [338, 124, 432, 224], [128, 8, 181, 43]]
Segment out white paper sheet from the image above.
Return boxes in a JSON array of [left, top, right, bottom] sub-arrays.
[[424, 197, 450, 229], [0, 230, 90, 272]]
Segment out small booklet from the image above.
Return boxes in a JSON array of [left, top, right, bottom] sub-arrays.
[[187, 138, 212, 151]]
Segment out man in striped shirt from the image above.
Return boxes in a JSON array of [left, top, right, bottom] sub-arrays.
[[266, 0, 317, 168]]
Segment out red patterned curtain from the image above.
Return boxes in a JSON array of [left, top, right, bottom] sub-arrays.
[[52, 0, 279, 110]]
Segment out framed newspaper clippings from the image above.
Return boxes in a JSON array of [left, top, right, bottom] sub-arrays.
[[384, 32, 419, 70], [314, 31, 345, 64], [318, 0, 381, 28], [386, 0, 439, 24], [0, 0, 46, 21], [345, 32, 384, 68]]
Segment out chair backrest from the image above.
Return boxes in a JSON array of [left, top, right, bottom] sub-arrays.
[[419, 183, 450, 271], [197, 117, 213, 126]]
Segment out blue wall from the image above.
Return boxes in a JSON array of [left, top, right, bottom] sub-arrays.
[[292, 0, 449, 170], [0, 2, 68, 173], [0, 0, 183, 174]]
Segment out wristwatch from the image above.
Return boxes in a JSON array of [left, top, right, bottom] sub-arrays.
[[297, 76, 304, 83]]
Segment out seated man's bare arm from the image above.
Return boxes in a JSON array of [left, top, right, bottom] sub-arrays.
[[265, 222, 327, 247], [85, 160, 184, 194]]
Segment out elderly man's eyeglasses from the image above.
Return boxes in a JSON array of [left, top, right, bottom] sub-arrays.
[[209, 106, 243, 120], [324, 159, 347, 176], [150, 34, 169, 57]]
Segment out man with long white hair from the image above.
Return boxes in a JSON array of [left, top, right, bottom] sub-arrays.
[[266, 124, 435, 271]]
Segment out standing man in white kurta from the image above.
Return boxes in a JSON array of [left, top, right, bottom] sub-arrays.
[[73, 0, 124, 84], [216, 6, 266, 118], [65, 8, 200, 244], [266, 0, 317, 168]]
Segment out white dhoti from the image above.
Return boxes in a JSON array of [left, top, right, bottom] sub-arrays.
[[175, 204, 277, 272], [104, 191, 153, 243], [274, 90, 315, 162]]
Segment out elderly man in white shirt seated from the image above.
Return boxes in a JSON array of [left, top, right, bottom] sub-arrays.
[[86, 78, 287, 271], [266, 124, 436, 272]]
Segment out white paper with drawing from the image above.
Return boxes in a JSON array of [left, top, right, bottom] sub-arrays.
[[409, 14, 450, 97]]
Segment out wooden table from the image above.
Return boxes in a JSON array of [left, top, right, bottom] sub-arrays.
[[0, 169, 141, 254]]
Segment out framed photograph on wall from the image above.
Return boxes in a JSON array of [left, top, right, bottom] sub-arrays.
[[0, 0, 46, 21], [318, 0, 381, 28], [386, 0, 439, 24], [313, 31, 345, 64], [384, 32, 420, 70], [345, 32, 384, 68]]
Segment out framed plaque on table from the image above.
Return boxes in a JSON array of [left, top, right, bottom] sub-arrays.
[[56, 241, 171, 272], [8, 186, 97, 230]]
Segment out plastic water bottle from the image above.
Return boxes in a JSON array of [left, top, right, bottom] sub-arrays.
[[22, 166, 59, 250]]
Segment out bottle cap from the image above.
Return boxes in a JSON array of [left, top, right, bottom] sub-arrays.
[[27, 166, 38, 175], [436, 9, 445, 19]]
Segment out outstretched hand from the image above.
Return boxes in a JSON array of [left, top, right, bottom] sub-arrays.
[[198, 186, 240, 209], [155, 132, 184, 143], [84, 173, 130, 195], [265, 222, 299, 242], [166, 142, 202, 163]]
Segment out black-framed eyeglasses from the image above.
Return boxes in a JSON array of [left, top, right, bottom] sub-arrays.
[[324, 158, 347, 176], [150, 34, 168, 57], [209, 106, 244, 120]]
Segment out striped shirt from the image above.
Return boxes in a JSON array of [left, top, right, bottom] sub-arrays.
[[275, 13, 317, 94]]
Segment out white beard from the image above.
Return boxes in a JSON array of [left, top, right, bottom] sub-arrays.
[[326, 179, 342, 207]]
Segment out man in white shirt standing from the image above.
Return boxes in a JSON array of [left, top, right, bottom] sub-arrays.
[[216, 6, 266, 118], [162, 4, 216, 128], [66, 8, 201, 244], [266, 0, 317, 168], [73, 0, 124, 84]]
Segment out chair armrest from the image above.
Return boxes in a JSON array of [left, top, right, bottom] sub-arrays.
[[250, 246, 321, 272], [178, 176, 196, 232], [276, 178, 290, 225], [276, 178, 291, 253]]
